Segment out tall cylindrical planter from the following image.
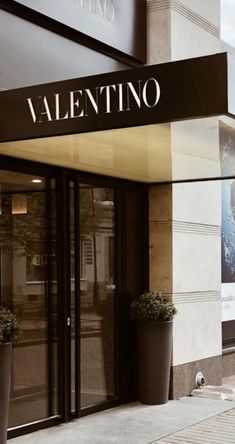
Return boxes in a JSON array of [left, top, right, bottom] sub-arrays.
[[138, 321, 173, 405], [0, 343, 12, 444]]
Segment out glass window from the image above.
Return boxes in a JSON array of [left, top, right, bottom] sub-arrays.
[[0, 170, 58, 427], [79, 185, 116, 409]]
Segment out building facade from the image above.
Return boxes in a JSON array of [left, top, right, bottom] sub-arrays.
[[0, 0, 235, 439], [148, 0, 223, 398]]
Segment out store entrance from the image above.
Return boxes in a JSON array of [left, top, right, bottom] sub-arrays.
[[0, 160, 147, 438], [60, 174, 147, 421]]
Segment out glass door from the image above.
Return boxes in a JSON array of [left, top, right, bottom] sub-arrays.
[[69, 180, 117, 415], [0, 170, 58, 429], [0, 166, 147, 433], [79, 184, 116, 409]]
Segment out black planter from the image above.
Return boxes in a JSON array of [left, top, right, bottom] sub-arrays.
[[138, 321, 173, 405], [0, 343, 12, 444]]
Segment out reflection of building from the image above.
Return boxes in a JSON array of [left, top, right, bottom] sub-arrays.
[[1, 0, 235, 439]]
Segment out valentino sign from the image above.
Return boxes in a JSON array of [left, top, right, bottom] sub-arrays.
[[0, 53, 227, 143], [26, 78, 161, 124]]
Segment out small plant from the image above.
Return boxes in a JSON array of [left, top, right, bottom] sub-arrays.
[[130, 291, 177, 322], [0, 307, 21, 343]]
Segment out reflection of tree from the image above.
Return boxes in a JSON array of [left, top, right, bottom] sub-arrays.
[[0, 191, 48, 315], [79, 187, 114, 309], [79, 187, 114, 238], [0, 192, 46, 256]]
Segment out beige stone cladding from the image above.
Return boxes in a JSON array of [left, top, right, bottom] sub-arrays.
[[172, 181, 222, 368], [147, 0, 223, 397], [147, 0, 221, 64]]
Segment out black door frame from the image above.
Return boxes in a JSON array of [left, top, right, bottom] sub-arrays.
[[3, 156, 61, 439], [0, 154, 148, 439], [65, 171, 124, 420], [58, 172, 149, 419]]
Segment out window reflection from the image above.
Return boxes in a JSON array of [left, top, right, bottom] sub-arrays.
[[79, 185, 116, 409], [0, 171, 57, 427]]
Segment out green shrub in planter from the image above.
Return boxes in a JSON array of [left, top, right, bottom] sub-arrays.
[[0, 307, 21, 344], [130, 291, 177, 405], [130, 290, 177, 322]]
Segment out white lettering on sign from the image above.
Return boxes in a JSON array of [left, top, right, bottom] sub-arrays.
[[222, 283, 235, 322], [75, 0, 116, 22], [26, 78, 161, 124]]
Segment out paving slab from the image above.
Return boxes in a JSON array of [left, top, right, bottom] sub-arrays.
[[154, 408, 235, 443], [8, 397, 235, 444]]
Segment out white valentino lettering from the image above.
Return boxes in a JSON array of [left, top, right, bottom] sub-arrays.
[[142, 78, 161, 108], [70, 90, 84, 118], [26, 78, 161, 124], [55, 93, 69, 120], [100, 84, 117, 113], [126, 81, 142, 111]]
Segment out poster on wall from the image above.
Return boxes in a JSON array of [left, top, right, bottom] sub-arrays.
[[220, 122, 235, 321]]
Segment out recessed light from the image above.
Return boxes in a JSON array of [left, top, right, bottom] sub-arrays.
[[31, 179, 42, 183]]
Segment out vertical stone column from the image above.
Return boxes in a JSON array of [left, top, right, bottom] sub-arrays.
[[171, 180, 222, 397], [149, 184, 173, 295], [147, 0, 223, 397], [147, 0, 171, 65]]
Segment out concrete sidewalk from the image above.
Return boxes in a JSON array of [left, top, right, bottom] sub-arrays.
[[155, 407, 235, 443], [9, 397, 235, 444]]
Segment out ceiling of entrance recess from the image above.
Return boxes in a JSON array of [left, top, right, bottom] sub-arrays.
[[0, 116, 235, 183]]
